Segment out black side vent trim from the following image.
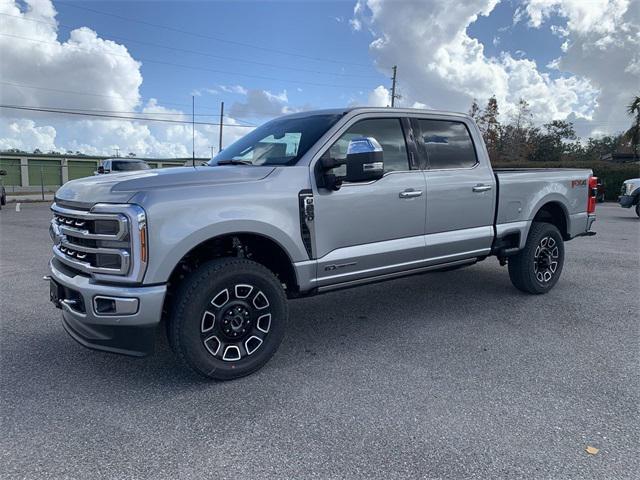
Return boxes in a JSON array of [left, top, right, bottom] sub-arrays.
[[298, 189, 313, 258]]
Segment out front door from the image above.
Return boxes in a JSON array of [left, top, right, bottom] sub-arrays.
[[312, 116, 427, 287]]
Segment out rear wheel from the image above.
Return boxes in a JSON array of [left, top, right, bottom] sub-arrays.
[[168, 258, 287, 380], [508, 222, 564, 294], [635, 202, 639, 218]]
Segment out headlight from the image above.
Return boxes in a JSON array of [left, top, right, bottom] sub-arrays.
[[626, 183, 637, 195]]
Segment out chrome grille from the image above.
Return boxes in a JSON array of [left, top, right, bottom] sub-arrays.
[[50, 203, 147, 283]]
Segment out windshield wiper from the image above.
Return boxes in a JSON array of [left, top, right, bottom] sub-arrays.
[[216, 159, 253, 166]]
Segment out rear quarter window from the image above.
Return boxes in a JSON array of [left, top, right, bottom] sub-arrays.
[[417, 119, 478, 169]]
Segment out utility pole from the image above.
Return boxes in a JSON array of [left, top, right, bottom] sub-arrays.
[[192, 95, 195, 167], [390, 65, 398, 107], [218, 101, 224, 152], [210, 146, 214, 158]]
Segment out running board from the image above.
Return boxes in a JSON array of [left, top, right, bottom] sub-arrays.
[[316, 258, 477, 293]]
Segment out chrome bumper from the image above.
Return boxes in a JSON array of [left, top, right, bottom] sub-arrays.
[[48, 259, 166, 357]]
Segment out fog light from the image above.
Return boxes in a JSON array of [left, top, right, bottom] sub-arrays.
[[93, 296, 139, 316]]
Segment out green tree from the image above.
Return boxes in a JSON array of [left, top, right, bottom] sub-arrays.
[[478, 96, 500, 160], [625, 95, 640, 159], [528, 121, 577, 162], [502, 98, 533, 162], [468, 99, 481, 123]]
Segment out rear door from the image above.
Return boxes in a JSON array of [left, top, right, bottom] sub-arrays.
[[311, 116, 427, 287], [413, 117, 496, 262]]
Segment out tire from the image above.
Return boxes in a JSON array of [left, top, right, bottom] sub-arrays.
[[168, 257, 287, 380], [0, 194, 5, 206], [508, 222, 565, 294], [635, 202, 639, 218]]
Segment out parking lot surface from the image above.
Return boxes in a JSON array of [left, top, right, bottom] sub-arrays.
[[1, 202, 638, 479]]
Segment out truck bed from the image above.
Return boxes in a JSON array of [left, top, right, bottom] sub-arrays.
[[494, 167, 593, 241]]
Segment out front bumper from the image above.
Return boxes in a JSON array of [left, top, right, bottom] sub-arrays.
[[48, 259, 166, 357], [618, 194, 636, 208]]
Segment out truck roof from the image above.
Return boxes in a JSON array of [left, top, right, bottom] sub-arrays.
[[280, 107, 472, 121]]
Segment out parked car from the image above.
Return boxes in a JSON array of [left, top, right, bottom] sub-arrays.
[[0, 169, 6, 210], [47, 107, 598, 380], [95, 158, 151, 175], [618, 178, 640, 217]]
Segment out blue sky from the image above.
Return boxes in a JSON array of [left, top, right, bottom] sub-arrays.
[[1, 0, 637, 156], [53, 1, 386, 118], [49, 0, 567, 114]]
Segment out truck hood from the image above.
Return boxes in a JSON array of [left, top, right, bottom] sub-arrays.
[[54, 166, 276, 205]]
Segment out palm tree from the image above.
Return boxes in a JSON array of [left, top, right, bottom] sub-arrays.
[[626, 95, 640, 160]]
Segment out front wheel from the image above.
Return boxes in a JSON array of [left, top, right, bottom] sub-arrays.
[[168, 258, 287, 380], [508, 222, 565, 294], [635, 202, 639, 218]]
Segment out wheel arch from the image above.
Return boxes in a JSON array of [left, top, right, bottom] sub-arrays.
[[164, 231, 299, 295], [531, 201, 570, 240]]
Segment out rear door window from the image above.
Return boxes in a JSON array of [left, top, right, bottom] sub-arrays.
[[416, 119, 477, 169]]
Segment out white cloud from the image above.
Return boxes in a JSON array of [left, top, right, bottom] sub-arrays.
[[518, 0, 639, 135], [521, 0, 629, 34], [219, 85, 249, 95], [367, 85, 390, 106], [353, 0, 637, 135], [0, 2, 141, 112], [0, 0, 252, 157], [350, 1, 364, 31], [349, 18, 362, 32], [0, 119, 57, 152], [229, 89, 291, 118]]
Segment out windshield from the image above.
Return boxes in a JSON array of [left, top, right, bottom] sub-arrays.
[[209, 114, 342, 166], [112, 160, 150, 171]]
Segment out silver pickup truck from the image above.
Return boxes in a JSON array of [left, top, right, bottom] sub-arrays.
[[47, 107, 597, 380]]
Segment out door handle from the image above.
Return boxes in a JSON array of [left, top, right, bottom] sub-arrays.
[[472, 184, 492, 193], [399, 189, 423, 198]]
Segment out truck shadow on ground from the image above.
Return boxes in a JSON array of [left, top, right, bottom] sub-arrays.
[[22, 263, 529, 393]]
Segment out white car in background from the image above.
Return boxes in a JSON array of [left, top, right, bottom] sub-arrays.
[[618, 178, 640, 217]]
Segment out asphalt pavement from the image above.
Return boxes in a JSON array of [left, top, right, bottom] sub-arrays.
[[1, 202, 638, 479]]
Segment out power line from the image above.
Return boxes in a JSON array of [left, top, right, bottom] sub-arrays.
[[0, 13, 382, 79], [3, 104, 257, 125], [0, 81, 257, 126], [0, 104, 256, 127], [0, 32, 373, 90], [55, 1, 377, 69], [0, 79, 195, 110]]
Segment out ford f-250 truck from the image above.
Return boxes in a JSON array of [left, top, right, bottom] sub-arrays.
[[47, 108, 597, 380]]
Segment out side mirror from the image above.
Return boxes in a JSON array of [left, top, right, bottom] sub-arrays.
[[0, 170, 6, 176], [97, 166, 105, 174], [344, 137, 384, 183]]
